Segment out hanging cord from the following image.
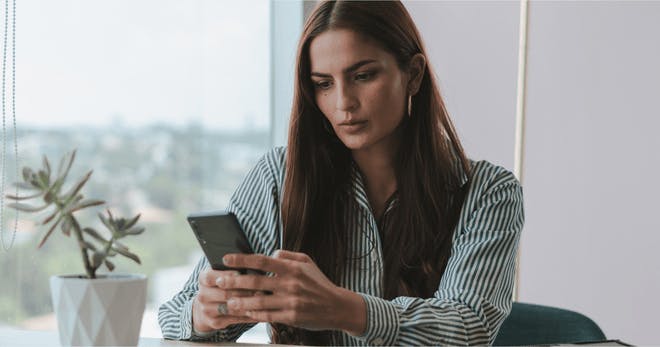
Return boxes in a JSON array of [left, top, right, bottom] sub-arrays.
[[1, 0, 18, 251]]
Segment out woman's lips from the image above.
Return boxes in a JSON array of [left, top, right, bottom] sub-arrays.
[[339, 120, 368, 133]]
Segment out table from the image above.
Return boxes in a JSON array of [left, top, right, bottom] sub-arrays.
[[0, 329, 283, 346], [1, 329, 631, 346]]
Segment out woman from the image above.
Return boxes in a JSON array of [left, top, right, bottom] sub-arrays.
[[159, 1, 524, 345]]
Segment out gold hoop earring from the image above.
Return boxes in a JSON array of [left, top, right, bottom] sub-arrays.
[[407, 94, 412, 118]]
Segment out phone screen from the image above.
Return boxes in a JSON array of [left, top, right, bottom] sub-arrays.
[[187, 211, 261, 273]]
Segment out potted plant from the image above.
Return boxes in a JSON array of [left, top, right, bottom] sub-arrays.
[[7, 150, 147, 346]]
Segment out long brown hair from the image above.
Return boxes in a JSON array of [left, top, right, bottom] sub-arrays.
[[276, 1, 471, 344]]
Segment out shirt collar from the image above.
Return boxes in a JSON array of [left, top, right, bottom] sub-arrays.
[[454, 155, 470, 187], [350, 162, 373, 213], [348, 151, 468, 213]]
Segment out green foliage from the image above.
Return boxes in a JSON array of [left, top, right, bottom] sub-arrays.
[[0, 124, 267, 324], [6, 150, 145, 279]]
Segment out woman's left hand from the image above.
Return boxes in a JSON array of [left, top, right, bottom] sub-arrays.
[[218, 250, 366, 334]]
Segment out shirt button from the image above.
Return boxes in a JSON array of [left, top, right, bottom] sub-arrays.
[[372, 337, 384, 345]]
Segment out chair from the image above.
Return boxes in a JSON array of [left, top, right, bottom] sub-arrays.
[[493, 302, 606, 346]]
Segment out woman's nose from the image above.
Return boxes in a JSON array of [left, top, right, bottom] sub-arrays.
[[335, 83, 358, 112]]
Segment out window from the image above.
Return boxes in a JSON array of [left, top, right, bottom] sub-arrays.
[[0, 0, 301, 342]]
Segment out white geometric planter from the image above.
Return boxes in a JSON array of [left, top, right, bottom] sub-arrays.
[[50, 274, 147, 346]]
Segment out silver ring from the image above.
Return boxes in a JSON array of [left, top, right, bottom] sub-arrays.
[[217, 302, 228, 315]]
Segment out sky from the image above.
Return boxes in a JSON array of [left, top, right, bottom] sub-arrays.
[[12, 0, 271, 130]]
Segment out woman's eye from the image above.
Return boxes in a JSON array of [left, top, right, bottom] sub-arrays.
[[355, 72, 374, 81], [315, 81, 332, 90]]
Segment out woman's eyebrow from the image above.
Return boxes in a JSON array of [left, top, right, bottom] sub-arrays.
[[311, 59, 378, 78]]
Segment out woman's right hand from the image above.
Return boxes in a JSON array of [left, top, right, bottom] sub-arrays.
[[192, 269, 258, 333]]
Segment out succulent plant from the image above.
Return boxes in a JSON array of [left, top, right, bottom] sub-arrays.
[[6, 150, 144, 279]]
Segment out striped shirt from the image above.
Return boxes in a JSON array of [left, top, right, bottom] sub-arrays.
[[158, 146, 524, 346]]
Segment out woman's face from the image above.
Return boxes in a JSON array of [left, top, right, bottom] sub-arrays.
[[309, 29, 409, 153]]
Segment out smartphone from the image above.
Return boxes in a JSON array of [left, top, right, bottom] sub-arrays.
[[187, 211, 265, 275]]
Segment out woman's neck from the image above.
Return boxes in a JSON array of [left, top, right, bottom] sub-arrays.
[[352, 142, 398, 219]]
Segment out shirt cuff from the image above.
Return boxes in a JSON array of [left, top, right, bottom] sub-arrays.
[[354, 293, 400, 346], [179, 297, 195, 340]]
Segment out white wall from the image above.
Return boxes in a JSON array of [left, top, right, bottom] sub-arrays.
[[406, 1, 520, 170], [405, 0, 660, 344], [520, 1, 660, 345]]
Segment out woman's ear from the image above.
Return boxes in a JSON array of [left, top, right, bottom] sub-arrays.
[[407, 53, 426, 96]]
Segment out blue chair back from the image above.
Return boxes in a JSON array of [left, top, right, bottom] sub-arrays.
[[494, 302, 606, 346]]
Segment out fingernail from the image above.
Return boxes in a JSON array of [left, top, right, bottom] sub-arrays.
[[222, 255, 231, 265], [215, 277, 223, 286]]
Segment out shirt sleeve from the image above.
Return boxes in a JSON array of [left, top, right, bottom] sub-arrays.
[[157, 256, 255, 341], [354, 164, 524, 346], [157, 148, 284, 341]]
